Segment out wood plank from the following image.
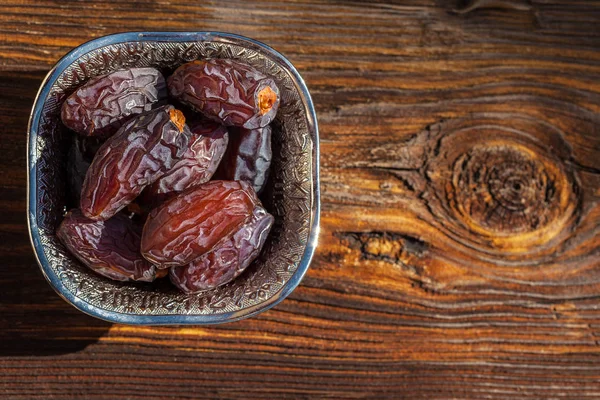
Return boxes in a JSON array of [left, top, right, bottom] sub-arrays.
[[0, 0, 599, 398]]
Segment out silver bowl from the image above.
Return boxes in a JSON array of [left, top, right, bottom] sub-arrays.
[[27, 32, 320, 325]]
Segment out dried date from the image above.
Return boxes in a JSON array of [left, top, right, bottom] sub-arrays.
[[216, 125, 272, 194], [142, 117, 228, 206], [61, 68, 167, 137], [168, 59, 280, 129], [57, 209, 156, 282], [170, 206, 273, 292], [80, 105, 190, 221], [141, 180, 258, 268]]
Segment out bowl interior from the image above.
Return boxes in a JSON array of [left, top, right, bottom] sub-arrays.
[[28, 32, 318, 324]]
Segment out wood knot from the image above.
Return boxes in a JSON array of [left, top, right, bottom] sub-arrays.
[[363, 236, 402, 260], [453, 145, 557, 234], [453, 0, 532, 14], [336, 231, 427, 266], [422, 115, 581, 255]]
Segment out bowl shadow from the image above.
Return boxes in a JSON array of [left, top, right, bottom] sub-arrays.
[[0, 214, 112, 358], [0, 69, 111, 357]]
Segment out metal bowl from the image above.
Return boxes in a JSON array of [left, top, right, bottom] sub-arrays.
[[27, 32, 320, 325]]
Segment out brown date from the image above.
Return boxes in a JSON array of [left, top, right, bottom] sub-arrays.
[[61, 68, 167, 137], [142, 117, 229, 206], [80, 105, 190, 221], [141, 180, 258, 268], [168, 59, 280, 129], [216, 125, 272, 194], [57, 209, 156, 282], [170, 206, 273, 292]]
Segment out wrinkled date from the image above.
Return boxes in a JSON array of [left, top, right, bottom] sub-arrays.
[[80, 105, 190, 221], [170, 206, 273, 292], [168, 59, 280, 129], [142, 117, 229, 205], [57, 209, 156, 282], [61, 68, 167, 137], [217, 125, 272, 194], [141, 180, 258, 268]]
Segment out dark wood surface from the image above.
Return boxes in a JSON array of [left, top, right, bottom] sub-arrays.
[[1, 1, 599, 398]]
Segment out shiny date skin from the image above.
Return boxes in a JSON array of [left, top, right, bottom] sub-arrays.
[[217, 125, 272, 194], [61, 68, 167, 137], [142, 117, 229, 206], [80, 105, 190, 221], [168, 59, 280, 129], [170, 206, 273, 292], [141, 180, 258, 268], [57, 209, 157, 282]]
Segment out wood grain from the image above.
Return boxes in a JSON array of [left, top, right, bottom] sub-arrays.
[[1, 0, 599, 398]]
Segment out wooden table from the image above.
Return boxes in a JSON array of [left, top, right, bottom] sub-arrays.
[[1, 1, 599, 398]]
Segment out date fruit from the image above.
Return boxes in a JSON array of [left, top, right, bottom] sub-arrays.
[[61, 68, 167, 137], [142, 117, 229, 205], [170, 206, 273, 292], [168, 59, 280, 129], [80, 105, 190, 221], [217, 125, 272, 194], [67, 136, 104, 205], [141, 180, 258, 268], [57, 209, 156, 282]]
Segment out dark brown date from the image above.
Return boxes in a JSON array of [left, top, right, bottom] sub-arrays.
[[67, 136, 104, 205], [168, 59, 280, 129], [170, 206, 273, 292], [142, 117, 229, 205], [141, 180, 258, 268], [80, 105, 190, 221], [57, 209, 156, 282], [61, 68, 167, 137], [216, 125, 272, 194]]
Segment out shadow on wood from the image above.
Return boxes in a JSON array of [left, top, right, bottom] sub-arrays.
[[0, 71, 111, 356], [0, 213, 112, 357]]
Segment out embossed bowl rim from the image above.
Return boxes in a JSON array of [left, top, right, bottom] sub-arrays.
[[26, 31, 320, 325]]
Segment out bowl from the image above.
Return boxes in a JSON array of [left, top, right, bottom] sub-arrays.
[[27, 32, 320, 325]]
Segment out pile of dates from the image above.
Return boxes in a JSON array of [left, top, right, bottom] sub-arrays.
[[57, 60, 279, 293]]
